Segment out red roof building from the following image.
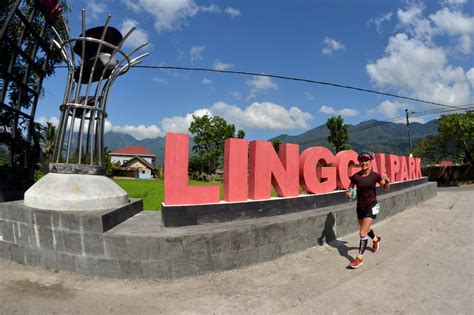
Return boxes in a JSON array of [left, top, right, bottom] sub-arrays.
[[110, 146, 156, 177], [111, 145, 155, 157]]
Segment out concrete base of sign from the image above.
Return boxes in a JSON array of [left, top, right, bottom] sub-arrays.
[[24, 173, 129, 211], [0, 181, 436, 279]]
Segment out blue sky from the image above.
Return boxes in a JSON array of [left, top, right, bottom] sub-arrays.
[[37, 0, 474, 140]]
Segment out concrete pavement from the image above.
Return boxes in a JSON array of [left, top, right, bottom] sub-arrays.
[[0, 185, 472, 314]]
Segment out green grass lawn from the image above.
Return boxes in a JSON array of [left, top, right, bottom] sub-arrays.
[[114, 178, 279, 211], [113, 178, 224, 210]]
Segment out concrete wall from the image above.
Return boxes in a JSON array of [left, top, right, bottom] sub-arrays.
[[0, 182, 437, 279]]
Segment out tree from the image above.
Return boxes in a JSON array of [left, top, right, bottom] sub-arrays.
[[413, 112, 474, 165], [413, 136, 449, 165], [437, 111, 474, 165], [42, 122, 56, 162], [188, 114, 244, 177], [272, 139, 282, 153], [326, 116, 351, 152]]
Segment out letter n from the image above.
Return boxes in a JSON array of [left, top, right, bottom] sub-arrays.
[[248, 141, 299, 200]]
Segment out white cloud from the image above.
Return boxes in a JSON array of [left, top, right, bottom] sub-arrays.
[[120, 19, 149, 49], [202, 78, 212, 84], [212, 59, 233, 70], [200, 4, 220, 13], [246, 75, 278, 92], [321, 37, 345, 55], [161, 108, 211, 134], [121, 0, 141, 13], [159, 101, 313, 133], [430, 8, 474, 36], [111, 124, 163, 140], [459, 34, 472, 54], [225, 7, 241, 18], [87, 0, 107, 20], [305, 92, 315, 100], [230, 91, 241, 100], [366, 33, 472, 106], [466, 68, 474, 87], [319, 105, 359, 117], [37, 116, 59, 127], [121, 0, 199, 33], [339, 108, 359, 117], [368, 100, 425, 123], [397, 4, 423, 25], [369, 12, 393, 34], [36, 116, 163, 140], [152, 77, 168, 84], [209, 102, 313, 130], [190, 45, 205, 62], [442, 0, 468, 4]]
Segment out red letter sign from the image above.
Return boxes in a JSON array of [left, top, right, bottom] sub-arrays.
[[164, 133, 220, 205], [248, 141, 299, 200], [299, 147, 336, 194], [335, 150, 360, 189], [224, 138, 248, 202]]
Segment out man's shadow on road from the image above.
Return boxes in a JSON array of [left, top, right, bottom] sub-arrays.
[[317, 213, 358, 263]]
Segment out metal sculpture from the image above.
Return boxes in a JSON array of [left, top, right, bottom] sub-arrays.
[[50, 10, 148, 174]]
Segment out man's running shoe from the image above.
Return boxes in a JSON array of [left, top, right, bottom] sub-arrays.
[[348, 256, 363, 269], [372, 235, 381, 253]]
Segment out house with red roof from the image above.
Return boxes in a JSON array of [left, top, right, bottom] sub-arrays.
[[110, 145, 156, 179]]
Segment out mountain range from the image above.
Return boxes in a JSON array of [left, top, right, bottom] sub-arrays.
[[105, 119, 439, 165]]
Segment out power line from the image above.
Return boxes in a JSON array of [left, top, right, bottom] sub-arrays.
[[132, 65, 469, 110]]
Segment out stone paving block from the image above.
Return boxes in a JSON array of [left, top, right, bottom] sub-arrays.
[[52, 229, 64, 251], [119, 259, 143, 279], [195, 254, 221, 274], [0, 220, 15, 243], [169, 258, 198, 279], [207, 232, 231, 255], [181, 234, 209, 258], [163, 237, 186, 260], [251, 222, 286, 247], [10, 243, 25, 263], [334, 208, 359, 238], [314, 212, 336, 244], [126, 236, 163, 261], [83, 233, 104, 256], [0, 240, 12, 259], [229, 228, 252, 252], [25, 248, 41, 266], [61, 230, 83, 255], [97, 258, 120, 278], [34, 210, 52, 227], [58, 252, 77, 272], [76, 256, 98, 276], [80, 215, 103, 233], [104, 234, 129, 259], [38, 226, 54, 249], [40, 250, 58, 270], [141, 260, 170, 279], [258, 244, 281, 262], [15, 222, 30, 246], [60, 212, 81, 231]]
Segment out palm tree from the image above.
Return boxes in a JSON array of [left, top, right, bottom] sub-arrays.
[[43, 122, 56, 162]]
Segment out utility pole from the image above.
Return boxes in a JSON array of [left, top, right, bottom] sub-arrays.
[[405, 109, 413, 157]]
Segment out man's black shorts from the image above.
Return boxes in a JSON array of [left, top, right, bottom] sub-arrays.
[[356, 205, 377, 220]]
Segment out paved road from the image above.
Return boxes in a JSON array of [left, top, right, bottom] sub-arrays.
[[0, 185, 472, 314]]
